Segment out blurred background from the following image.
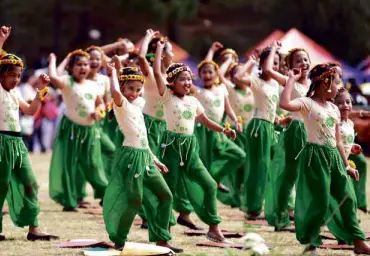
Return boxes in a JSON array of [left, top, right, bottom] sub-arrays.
[[1, 0, 370, 152]]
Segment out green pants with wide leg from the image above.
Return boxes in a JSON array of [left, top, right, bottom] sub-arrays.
[[195, 123, 246, 183], [160, 131, 222, 226], [349, 153, 368, 209], [103, 146, 172, 246], [243, 118, 275, 214], [217, 126, 248, 207], [0, 134, 40, 233], [295, 143, 365, 246], [144, 114, 167, 157], [266, 120, 306, 228], [49, 116, 108, 208]]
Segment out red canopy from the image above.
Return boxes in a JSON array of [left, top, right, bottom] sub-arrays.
[[244, 28, 339, 65]]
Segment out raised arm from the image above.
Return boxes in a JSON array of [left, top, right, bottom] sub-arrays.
[[264, 40, 287, 85], [279, 69, 302, 112], [233, 60, 252, 86], [19, 74, 49, 116], [111, 55, 124, 72], [101, 41, 127, 55], [106, 63, 124, 107], [218, 56, 234, 86], [56, 54, 70, 76], [153, 41, 167, 96], [48, 53, 66, 90], [0, 26, 11, 51], [138, 29, 158, 77], [205, 41, 223, 61]]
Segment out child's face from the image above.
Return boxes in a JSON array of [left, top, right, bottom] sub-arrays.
[[291, 51, 310, 75], [72, 56, 90, 81], [89, 50, 103, 73], [0, 66, 22, 91], [271, 54, 280, 72], [335, 91, 352, 117], [163, 42, 174, 68], [121, 80, 143, 103], [200, 64, 217, 87], [173, 71, 192, 96]]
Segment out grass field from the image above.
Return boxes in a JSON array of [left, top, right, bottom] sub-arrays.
[[1, 153, 369, 256]]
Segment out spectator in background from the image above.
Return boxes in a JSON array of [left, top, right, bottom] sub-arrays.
[[17, 69, 37, 151], [348, 78, 368, 106]]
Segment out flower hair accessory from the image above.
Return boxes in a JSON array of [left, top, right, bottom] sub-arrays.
[[197, 60, 219, 73], [69, 49, 90, 59], [118, 74, 145, 83], [220, 48, 238, 59], [167, 65, 192, 79], [0, 53, 24, 68], [310, 66, 337, 83]]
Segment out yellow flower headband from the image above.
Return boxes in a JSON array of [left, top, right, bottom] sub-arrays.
[[85, 45, 104, 57], [197, 60, 219, 73], [220, 48, 238, 59], [69, 49, 90, 59], [118, 68, 145, 83], [0, 54, 24, 68], [167, 65, 192, 79]]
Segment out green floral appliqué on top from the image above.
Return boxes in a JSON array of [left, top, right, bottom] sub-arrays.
[[155, 110, 164, 118], [243, 104, 252, 112], [84, 93, 93, 100], [271, 94, 278, 102], [325, 117, 335, 128], [213, 99, 221, 107], [182, 110, 193, 120]]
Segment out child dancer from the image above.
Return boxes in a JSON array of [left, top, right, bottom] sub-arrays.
[[138, 29, 174, 157], [154, 41, 236, 242], [234, 47, 281, 219], [264, 43, 311, 229], [194, 58, 245, 193], [103, 64, 182, 252], [48, 50, 108, 212], [85, 46, 116, 178], [280, 64, 370, 254], [0, 26, 58, 241], [335, 88, 369, 213], [216, 54, 256, 207]]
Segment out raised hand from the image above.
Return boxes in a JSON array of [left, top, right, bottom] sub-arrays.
[[48, 53, 57, 63], [0, 26, 11, 44], [145, 29, 159, 39], [37, 74, 50, 90], [210, 41, 224, 52], [288, 68, 302, 81], [105, 62, 116, 76], [272, 40, 282, 49]]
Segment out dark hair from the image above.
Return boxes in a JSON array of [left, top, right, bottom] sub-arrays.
[[0, 53, 24, 76], [166, 63, 192, 85], [306, 63, 338, 97], [258, 47, 282, 70], [146, 36, 168, 65], [67, 54, 89, 76]]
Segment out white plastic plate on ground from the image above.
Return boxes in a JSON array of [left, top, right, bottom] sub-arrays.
[[83, 242, 174, 256]]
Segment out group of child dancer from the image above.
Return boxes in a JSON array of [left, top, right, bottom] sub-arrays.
[[1, 24, 370, 254]]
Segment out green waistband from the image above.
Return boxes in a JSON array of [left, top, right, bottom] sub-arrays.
[[61, 115, 96, 130], [163, 130, 196, 139], [143, 113, 166, 124], [0, 133, 23, 141]]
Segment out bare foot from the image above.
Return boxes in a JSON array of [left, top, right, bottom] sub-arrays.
[[179, 213, 196, 226], [207, 225, 225, 242], [354, 240, 370, 254], [288, 209, 294, 220], [27, 227, 59, 241], [217, 183, 230, 193], [156, 241, 183, 253]]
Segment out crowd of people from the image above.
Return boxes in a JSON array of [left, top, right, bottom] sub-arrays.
[[1, 25, 370, 255]]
